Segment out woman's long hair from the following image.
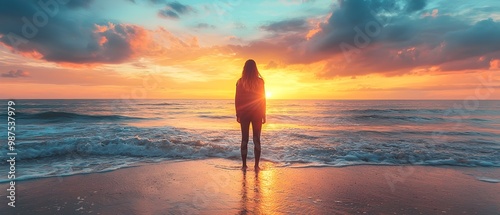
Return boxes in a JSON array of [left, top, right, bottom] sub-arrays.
[[239, 59, 263, 91]]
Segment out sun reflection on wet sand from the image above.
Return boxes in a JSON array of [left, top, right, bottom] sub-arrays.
[[239, 163, 280, 215]]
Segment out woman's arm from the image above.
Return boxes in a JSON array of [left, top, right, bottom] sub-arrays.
[[235, 80, 242, 120], [261, 80, 266, 124]]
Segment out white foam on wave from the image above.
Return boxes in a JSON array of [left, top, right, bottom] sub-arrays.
[[476, 177, 500, 183]]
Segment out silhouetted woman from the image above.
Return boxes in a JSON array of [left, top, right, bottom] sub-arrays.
[[235, 59, 266, 170]]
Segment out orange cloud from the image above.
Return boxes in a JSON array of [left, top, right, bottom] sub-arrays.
[[490, 59, 500, 69], [94, 23, 113, 33], [306, 15, 328, 40], [422, 9, 439, 18], [98, 36, 108, 46]]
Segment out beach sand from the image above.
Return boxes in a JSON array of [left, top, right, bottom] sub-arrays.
[[1, 159, 500, 214]]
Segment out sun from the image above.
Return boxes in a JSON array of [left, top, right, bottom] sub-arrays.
[[266, 92, 273, 98]]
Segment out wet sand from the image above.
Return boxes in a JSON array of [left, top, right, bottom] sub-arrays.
[[1, 159, 500, 214]]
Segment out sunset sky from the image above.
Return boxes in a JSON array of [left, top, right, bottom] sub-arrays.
[[1, 0, 499, 99]]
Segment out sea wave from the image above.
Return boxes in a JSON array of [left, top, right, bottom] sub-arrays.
[[353, 114, 440, 122], [1, 128, 498, 183], [3, 99, 500, 183], [4, 127, 498, 166], [17, 111, 147, 122], [137, 102, 179, 106], [343, 108, 441, 114], [341, 108, 500, 115], [12, 135, 237, 161], [198, 114, 233, 119]]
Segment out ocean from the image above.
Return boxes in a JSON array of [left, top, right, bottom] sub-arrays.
[[1, 99, 499, 182]]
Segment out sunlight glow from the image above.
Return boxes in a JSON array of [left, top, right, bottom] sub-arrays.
[[266, 92, 272, 99]]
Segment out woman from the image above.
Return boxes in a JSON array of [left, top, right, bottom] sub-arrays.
[[235, 59, 266, 170]]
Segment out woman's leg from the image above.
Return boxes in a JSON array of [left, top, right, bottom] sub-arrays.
[[240, 116, 251, 169], [251, 115, 263, 169]]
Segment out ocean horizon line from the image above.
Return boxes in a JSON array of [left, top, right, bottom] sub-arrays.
[[2, 98, 500, 101]]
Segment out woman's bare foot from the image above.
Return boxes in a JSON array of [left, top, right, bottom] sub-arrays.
[[242, 165, 248, 170], [254, 165, 260, 171]]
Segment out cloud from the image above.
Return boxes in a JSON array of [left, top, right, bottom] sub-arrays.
[[261, 19, 308, 32], [228, 34, 306, 66], [158, 1, 194, 20], [306, 0, 402, 56], [264, 61, 279, 69], [167, 1, 192, 14], [195, 23, 216, 29], [66, 0, 95, 9], [311, 11, 500, 77], [279, 0, 316, 5], [2, 0, 499, 79], [0, 0, 161, 64], [159, 9, 180, 19], [443, 19, 500, 62], [232, 0, 500, 78], [233, 22, 247, 29], [131, 0, 195, 20], [2, 69, 30, 78], [405, 0, 427, 12]]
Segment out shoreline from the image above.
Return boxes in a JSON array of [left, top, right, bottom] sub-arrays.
[[1, 159, 499, 214]]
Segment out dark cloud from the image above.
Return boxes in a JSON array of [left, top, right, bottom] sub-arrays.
[[405, 0, 427, 12], [2, 69, 30, 78], [167, 1, 191, 14], [443, 19, 500, 61], [438, 55, 494, 72], [0, 0, 151, 64], [158, 1, 194, 20], [159, 9, 180, 19], [307, 0, 401, 55], [314, 14, 500, 77], [261, 19, 308, 32]]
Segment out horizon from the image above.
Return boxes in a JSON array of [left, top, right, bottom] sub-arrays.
[[3, 98, 500, 100], [1, 0, 499, 99]]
